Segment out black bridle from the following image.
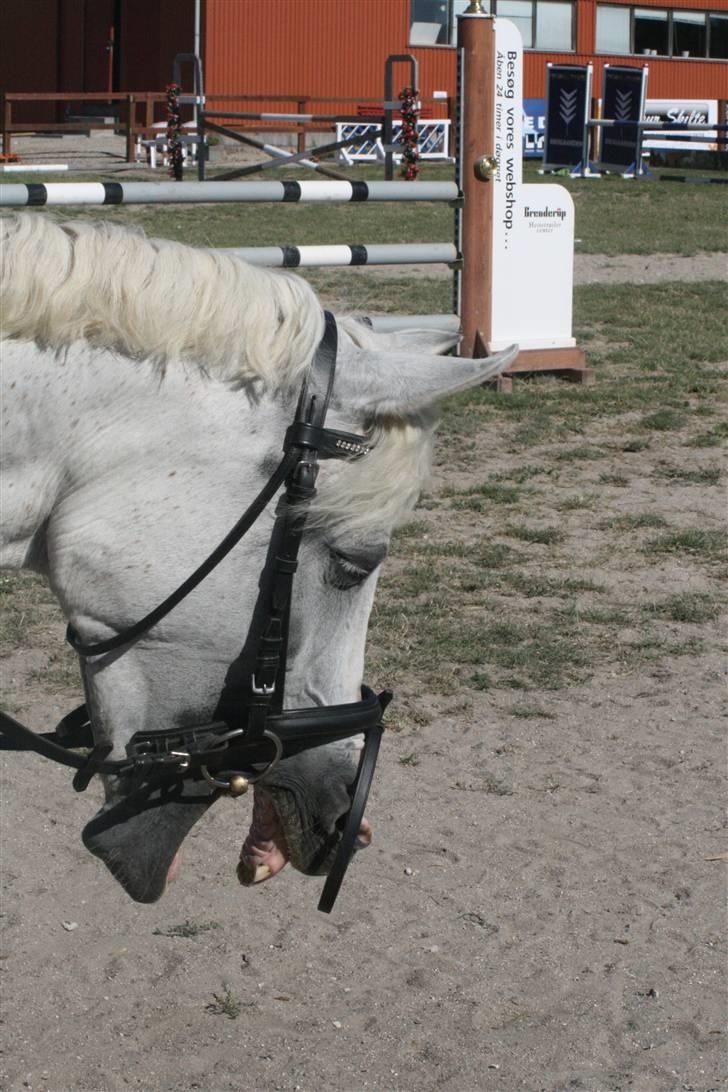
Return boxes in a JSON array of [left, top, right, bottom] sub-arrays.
[[0, 312, 391, 913]]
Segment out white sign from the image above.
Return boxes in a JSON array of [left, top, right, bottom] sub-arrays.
[[489, 19, 576, 352], [643, 99, 718, 152]]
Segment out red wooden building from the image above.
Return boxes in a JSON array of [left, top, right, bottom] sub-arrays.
[[1, 0, 726, 120]]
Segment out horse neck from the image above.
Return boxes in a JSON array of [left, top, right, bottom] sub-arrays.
[[0, 339, 289, 575]]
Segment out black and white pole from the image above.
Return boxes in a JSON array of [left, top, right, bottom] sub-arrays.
[[0, 179, 460, 207], [219, 243, 458, 268]]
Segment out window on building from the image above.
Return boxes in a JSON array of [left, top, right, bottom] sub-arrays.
[[673, 11, 707, 58], [709, 13, 728, 59], [634, 8, 669, 55], [536, 1, 573, 50], [450, 0, 477, 41], [409, 0, 574, 49], [596, 5, 631, 53], [410, 0, 451, 46], [498, 1, 534, 47]]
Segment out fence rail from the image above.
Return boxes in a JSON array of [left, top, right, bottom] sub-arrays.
[[1, 91, 168, 162], [2, 91, 453, 164]]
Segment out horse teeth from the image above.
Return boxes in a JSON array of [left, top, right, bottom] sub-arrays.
[[237, 859, 272, 886]]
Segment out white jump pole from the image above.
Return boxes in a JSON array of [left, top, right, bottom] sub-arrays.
[[0, 179, 459, 207]]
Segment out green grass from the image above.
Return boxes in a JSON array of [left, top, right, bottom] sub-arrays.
[[600, 513, 669, 531], [644, 529, 727, 560], [621, 437, 651, 453], [556, 492, 599, 511], [499, 572, 605, 598], [365, 277, 726, 700], [444, 481, 522, 505], [505, 525, 564, 545], [598, 473, 630, 487], [509, 705, 556, 720], [684, 421, 728, 448], [652, 466, 721, 485], [0, 572, 58, 653], [555, 445, 609, 461], [644, 593, 722, 624], [639, 409, 689, 432], [206, 986, 245, 1020]]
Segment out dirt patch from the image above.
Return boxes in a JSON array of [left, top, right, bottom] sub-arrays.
[[344, 251, 728, 285]]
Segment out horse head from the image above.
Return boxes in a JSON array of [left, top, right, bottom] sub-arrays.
[[0, 214, 515, 906]]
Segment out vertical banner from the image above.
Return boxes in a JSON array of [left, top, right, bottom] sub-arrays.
[[489, 19, 576, 351], [597, 65, 648, 173], [542, 64, 592, 172], [523, 99, 546, 158]]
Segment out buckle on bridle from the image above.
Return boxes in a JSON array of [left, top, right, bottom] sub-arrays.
[[251, 676, 276, 696], [200, 728, 283, 797]]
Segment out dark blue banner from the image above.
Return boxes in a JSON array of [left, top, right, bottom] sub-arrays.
[[523, 98, 545, 159], [543, 65, 591, 170], [599, 66, 647, 171]]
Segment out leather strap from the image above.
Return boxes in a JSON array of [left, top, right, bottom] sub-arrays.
[[318, 689, 392, 913], [66, 448, 299, 658]]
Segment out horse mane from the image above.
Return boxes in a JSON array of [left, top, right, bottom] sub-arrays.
[[0, 212, 324, 388], [0, 213, 433, 533]]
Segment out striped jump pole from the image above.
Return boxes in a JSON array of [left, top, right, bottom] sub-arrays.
[[204, 110, 383, 124], [0, 179, 460, 207], [219, 243, 458, 268], [591, 120, 728, 131]]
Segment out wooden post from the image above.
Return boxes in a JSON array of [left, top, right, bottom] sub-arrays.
[[457, 4, 590, 386], [125, 94, 136, 162], [457, 6, 495, 359], [2, 95, 11, 160], [297, 99, 307, 154]]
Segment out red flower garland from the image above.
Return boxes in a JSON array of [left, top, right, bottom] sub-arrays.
[[398, 86, 420, 181], [166, 82, 184, 181]]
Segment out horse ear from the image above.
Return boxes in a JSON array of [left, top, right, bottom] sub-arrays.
[[371, 326, 461, 356], [335, 344, 518, 418]]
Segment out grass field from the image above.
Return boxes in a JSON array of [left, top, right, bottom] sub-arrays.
[[366, 275, 726, 703], [3, 160, 727, 256]]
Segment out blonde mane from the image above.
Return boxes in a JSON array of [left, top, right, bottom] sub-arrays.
[[0, 213, 324, 388], [0, 213, 432, 533]]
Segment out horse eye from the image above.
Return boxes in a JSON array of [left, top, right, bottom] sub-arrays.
[[326, 546, 383, 590]]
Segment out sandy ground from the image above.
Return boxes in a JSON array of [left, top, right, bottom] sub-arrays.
[[1, 135, 726, 1092]]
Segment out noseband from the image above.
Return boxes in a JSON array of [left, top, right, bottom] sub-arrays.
[[0, 312, 391, 913]]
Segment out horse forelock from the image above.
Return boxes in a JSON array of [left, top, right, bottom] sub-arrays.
[[308, 418, 435, 538], [0, 212, 324, 389]]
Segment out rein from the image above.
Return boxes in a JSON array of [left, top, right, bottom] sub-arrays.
[[0, 312, 391, 913]]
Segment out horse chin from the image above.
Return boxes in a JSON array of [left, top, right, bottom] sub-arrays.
[[81, 781, 216, 903]]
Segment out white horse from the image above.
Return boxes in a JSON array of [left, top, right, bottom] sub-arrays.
[[0, 213, 515, 905]]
